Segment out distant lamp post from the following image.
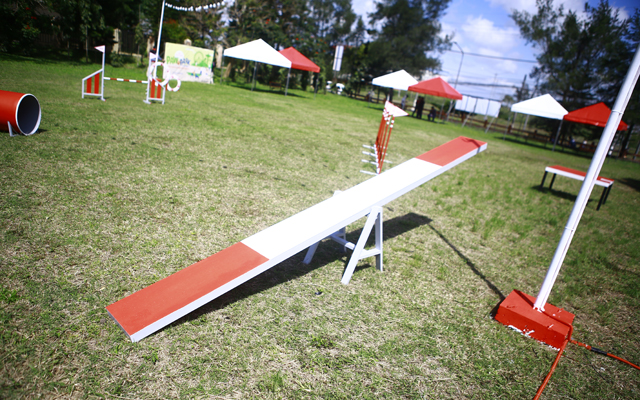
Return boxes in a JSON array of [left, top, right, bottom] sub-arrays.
[[447, 41, 464, 121], [452, 41, 464, 89]]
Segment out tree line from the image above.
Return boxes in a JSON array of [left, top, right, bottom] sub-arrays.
[[512, 0, 640, 136], [1, 0, 451, 88], [2, 0, 639, 131]]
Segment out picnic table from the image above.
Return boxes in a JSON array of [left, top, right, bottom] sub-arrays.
[[540, 165, 614, 210]]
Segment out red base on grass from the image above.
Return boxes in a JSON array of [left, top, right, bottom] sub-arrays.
[[495, 290, 575, 349]]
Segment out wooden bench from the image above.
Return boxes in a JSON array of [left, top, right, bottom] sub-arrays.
[[107, 136, 487, 342], [540, 165, 614, 210]]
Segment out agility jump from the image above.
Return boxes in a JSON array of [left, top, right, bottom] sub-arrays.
[[107, 136, 487, 342], [81, 45, 180, 104]]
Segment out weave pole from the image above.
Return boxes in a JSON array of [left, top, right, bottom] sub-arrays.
[[363, 101, 408, 175]]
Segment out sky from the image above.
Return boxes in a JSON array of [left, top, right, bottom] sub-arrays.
[[351, 0, 638, 101]]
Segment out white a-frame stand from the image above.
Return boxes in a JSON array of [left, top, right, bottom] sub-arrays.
[[303, 205, 383, 284]]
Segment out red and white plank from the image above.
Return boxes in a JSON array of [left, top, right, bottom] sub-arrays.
[[106, 136, 487, 342]]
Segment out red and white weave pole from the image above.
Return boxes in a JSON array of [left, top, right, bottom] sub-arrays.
[[364, 101, 408, 174]]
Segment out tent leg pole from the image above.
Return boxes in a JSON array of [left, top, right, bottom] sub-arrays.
[[445, 100, 454, 122], [285, 68, 290, 96], [552, 120, 563, 152], [252, 62, 257, 91], [485, 117, 495, 134], [504, 112, 515, 140]]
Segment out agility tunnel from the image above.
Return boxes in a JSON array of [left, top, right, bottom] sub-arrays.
[[0, 90, 41, 136]]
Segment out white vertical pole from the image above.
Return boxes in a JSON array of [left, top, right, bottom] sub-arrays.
[[101, 49, 105, 101], [552, 120, 563, 151], [285, 68, 290, 96], [156, 0, 166, 63], [251, 62, 257, 91], [533, 44, 640, 311]]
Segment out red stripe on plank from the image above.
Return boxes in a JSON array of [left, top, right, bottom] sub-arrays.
[[106, 242, 268, 336], [548, 165, 613, 184], [416, 136, 486, 166], [95, 72, 100, 94], [86, 76, 91, 94]]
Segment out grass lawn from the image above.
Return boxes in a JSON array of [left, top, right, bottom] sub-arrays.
[[1, 53, 640, 399]]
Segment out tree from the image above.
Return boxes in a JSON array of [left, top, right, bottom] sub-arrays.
[[47, 0, 109, 51], [307, 0, 356, 75], [97, 0, 140, 30], [367, 0, 452, 77], [512, 0, 635, 113], [0, 0, 45, 53]]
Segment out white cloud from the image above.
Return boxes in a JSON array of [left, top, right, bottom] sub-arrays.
[[613, 6, 630, 20], [488, 0, 539, 14], [351, 0, 377, 22], [488, 0, 587, 15], [498, 59, 518, 73], [461, 16, 520, 50]]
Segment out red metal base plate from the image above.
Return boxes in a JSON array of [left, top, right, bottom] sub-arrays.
[[495, 290, 575, 349]]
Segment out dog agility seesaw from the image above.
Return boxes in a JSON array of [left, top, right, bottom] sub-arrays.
[[107, 136, 487, 342]]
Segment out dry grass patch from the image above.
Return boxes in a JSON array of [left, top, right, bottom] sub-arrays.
[[1, 54, 640, 399]]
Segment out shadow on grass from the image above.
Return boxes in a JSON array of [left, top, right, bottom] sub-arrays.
[[165, 212, 434, 331], [221, 82, 306, 98], [619, 177, 640, 192], [498, 136, 596, 161], [535, 185, 606, 207], [426, 222, 506, 302]]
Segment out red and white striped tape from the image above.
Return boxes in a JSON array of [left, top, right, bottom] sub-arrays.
[[105, 77, 148, 83]]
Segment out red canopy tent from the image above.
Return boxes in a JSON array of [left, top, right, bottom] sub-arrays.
[[564, 102, 628, 131], [279, 47, 320, 73], [408, 77, 462, 100]]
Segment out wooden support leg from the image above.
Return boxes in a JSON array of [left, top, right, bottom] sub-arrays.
[[597, 187, 606, 210], [603, 186, 612, 205], [8, 122, 17, 137], [303, 242, 319, 264], [341, 206, 383, 285], [540, 171, 548, 189], [302, 206, 384, 284]]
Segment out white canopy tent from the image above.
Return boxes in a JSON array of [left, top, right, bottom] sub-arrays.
[[371, 70, 419, 106], [509, 94, 569, 150], [372, 70, 419, 91], [222, 39, 293, 94], [511, 94, 568, 120]]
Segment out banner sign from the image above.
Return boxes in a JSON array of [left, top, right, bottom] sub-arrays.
[[455, 95, 501, 117], [163, 43, 214, 84], [332, 45, 344, 72]]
